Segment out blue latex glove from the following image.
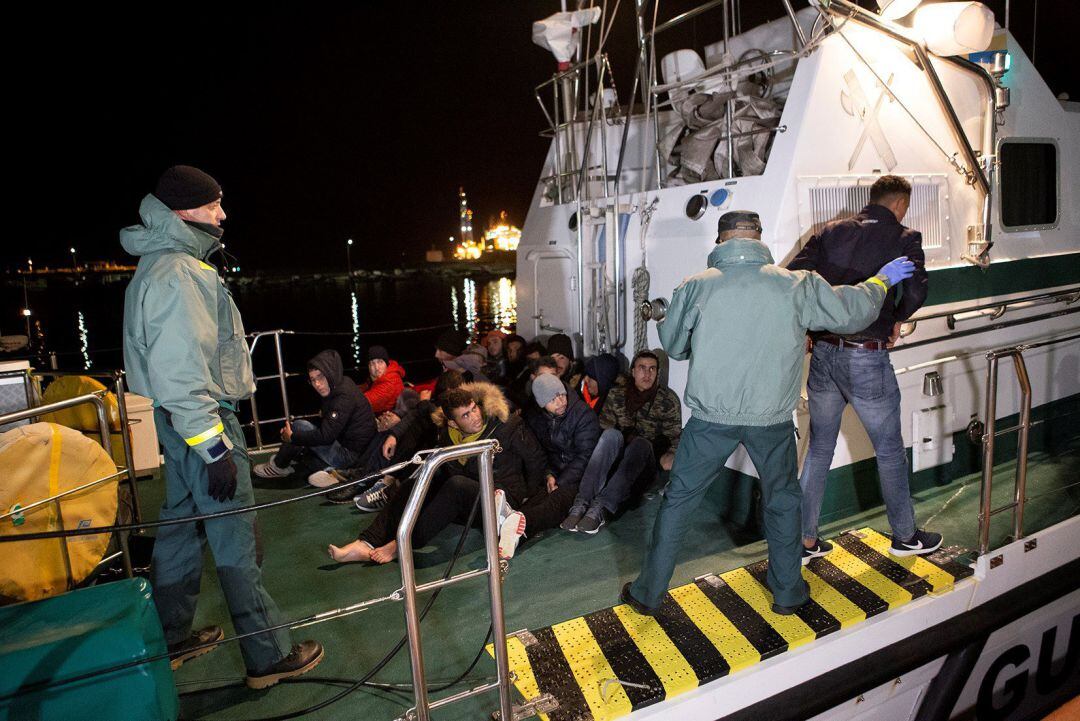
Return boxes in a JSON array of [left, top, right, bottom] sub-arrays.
[[876, 257, 916, 287]]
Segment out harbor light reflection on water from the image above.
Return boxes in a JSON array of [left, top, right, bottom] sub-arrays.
[[77, 311, 92, 370], [449, 276, 516, 339], [13, 273, 516, 372]]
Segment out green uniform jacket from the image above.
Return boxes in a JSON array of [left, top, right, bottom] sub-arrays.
[[659, 237, 886, 427], [121, 194, 255, 462]]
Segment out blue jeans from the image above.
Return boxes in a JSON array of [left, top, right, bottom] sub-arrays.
[[275, 419, 361, 470], [574, 428, 656, 514], [800, 342, 916, 542], [631, 418, 807, 609]]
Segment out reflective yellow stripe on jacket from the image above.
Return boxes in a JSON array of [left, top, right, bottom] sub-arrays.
[[185, 422, 225, 447]]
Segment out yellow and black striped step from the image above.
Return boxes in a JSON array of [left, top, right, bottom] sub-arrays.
[[491, 528, 973, 721]]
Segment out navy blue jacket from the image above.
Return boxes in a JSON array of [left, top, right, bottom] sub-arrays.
[[788, 204, 928, 341], [525, 392, 601, 489]]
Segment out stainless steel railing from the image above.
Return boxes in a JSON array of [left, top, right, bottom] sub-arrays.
[[395, 438, 513, 721], [0, 391, 134, 578], [246, 329, 297, 449], [977, 332, 1080, 555]]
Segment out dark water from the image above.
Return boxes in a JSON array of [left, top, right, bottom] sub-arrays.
[[2, 272, 515, 429]]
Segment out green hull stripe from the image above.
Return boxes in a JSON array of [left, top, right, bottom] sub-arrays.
[[926, 252, 1080, 306]]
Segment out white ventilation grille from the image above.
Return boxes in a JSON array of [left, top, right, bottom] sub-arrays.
[[802, 175, 947, 250]]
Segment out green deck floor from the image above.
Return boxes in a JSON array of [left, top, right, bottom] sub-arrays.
[[140, 437, 1080, 721]]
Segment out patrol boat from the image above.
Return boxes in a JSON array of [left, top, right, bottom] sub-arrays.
[[512, 0, 1079, 719], [1, 1, 1078, 720]]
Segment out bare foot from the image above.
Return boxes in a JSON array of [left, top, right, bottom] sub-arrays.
[[328, 540, 374, 563], [370, 540, 398, 564]]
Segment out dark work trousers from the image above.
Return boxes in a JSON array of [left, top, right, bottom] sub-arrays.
[[520, 485, 578, 532], [360, 473, 499, 549], [574, 428, 657, 514], [150, 407, 291, 672], [630, 417, 809, 610]]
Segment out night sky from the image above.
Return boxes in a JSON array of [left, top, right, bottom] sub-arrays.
[[12, 1, 1073, 273]]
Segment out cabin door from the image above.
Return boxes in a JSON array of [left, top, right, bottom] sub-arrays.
[[527, 249, 577, 340]]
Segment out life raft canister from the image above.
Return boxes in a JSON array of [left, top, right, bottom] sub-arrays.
[[0, 422, 118, 604]]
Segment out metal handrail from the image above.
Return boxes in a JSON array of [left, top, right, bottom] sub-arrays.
[[977, 332, 1080, 555], [395, 438, 513, 721], [0, 391, 133, 578], [903, 286, 1079, 333]]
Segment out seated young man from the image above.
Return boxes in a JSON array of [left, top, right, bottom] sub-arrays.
[[361, 345, 406, 416], [327, 381, 545, 564], [563, 350, 682, 534], [500, 374, 600, 553], [580, 353, 620, 414], [253, 349, 375, 485], [324, 369, 467, 505], [546, 333, 584, 390]]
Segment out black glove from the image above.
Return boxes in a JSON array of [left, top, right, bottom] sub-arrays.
[[207, 452, 238, 502]]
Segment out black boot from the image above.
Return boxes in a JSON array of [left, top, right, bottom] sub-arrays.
[[245, 641, 325, 689], [168, 625, 224, 670]]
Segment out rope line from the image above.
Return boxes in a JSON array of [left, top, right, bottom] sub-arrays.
[[0, 457, 425, 543]]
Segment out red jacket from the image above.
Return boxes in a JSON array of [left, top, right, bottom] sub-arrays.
[[362, 359, 406, 414]]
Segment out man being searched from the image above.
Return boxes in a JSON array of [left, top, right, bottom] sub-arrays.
[[563, 351, 682, 534], [122, 165, 322, 688], [788, 175, 940, 560], [254, 349, 376, 487], [622, 210, 914, 617]]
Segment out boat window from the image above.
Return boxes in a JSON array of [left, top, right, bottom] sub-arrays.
[[999, 140, 1058, 230]]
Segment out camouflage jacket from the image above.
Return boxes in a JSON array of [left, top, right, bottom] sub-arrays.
[[599, 383, 682, 456]]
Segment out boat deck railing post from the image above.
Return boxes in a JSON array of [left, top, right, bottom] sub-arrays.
[[396, 438, 513, 721]]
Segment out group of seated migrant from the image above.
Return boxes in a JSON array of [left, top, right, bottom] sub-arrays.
[[252, 328, 681, 563]]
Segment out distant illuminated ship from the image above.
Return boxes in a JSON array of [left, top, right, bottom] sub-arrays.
[[452, 189, 520, 260]]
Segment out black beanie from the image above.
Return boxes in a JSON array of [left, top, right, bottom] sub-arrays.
[[546, 333, 575, 360], [368, 345, 389, 362], [155, 165, 223, 210], [435, 329, 468, 357]]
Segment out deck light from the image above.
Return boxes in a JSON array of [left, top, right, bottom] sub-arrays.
[[913, 2, 994, 56]]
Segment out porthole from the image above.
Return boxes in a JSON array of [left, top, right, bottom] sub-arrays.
[[685, 194, 708, 220]]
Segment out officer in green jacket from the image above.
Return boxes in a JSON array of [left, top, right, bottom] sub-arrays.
[[122, 166, 323, 688], [621, 210, 914, 616]]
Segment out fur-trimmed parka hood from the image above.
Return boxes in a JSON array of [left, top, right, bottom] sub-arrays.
[[431, 381, 511, 428]]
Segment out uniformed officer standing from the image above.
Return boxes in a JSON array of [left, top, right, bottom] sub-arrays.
[[622, 210, 914, 615], [122, 165, 323, 688]]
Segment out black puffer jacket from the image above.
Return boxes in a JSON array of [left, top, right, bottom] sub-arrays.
[[524, 392, 600, 489], [432, 382, 547, 506], [291, 349, 375, 454]]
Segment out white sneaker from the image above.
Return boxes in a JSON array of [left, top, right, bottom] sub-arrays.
[[307, 470, 340, 488], [494, 489, 514, 531], [253, 460, 291, 479], [498, 511, 526, 560]]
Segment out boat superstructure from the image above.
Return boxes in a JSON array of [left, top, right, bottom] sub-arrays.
[[520, 0, 1078, 525], [516, 1, 1079, 719]]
